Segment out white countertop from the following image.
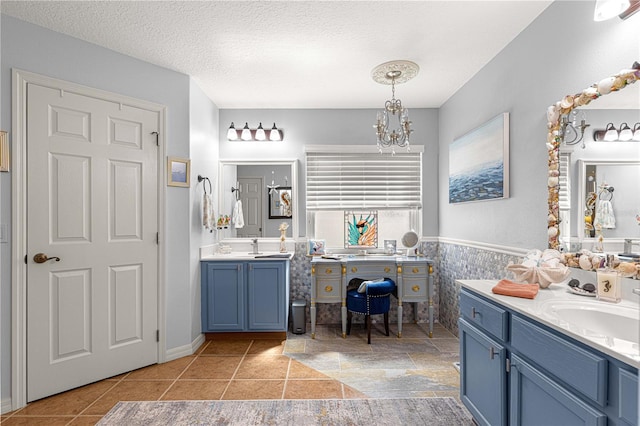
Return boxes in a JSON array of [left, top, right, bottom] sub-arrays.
[[200, 252, 293, 261], [458, 280, 640, 368], [311, 254, 432, 263]]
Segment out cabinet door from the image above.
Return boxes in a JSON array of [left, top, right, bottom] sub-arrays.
[[459, 318, 508, 426], [247, 262, 286, 331], [510, 354, 606, 426], [201, 262, 244, 331]]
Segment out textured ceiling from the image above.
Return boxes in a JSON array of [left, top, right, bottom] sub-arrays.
[[1, 1, 553, 109]]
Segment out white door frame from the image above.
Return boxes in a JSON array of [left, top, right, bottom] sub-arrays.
[[11, 69, 167, 410]]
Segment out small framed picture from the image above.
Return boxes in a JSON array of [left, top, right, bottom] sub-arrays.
[[308, 239, 326, 256], [167, 157, 190, 187]]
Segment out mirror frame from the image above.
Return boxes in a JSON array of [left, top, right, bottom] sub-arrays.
[[218, 159, 299, 240], [546, 63, 640, 249]]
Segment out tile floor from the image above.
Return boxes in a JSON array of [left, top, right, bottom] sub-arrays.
[[1, 323, 461, 425]]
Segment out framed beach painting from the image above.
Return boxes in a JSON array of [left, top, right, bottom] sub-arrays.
[[167, 157, 191, 187], [449, 113, 509, 204], [344, 211, 378, 249]]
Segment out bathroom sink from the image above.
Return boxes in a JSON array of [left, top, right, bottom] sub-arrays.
[[541, 300, 639, 343]]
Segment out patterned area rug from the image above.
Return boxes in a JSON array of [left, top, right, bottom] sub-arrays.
[[98, 397, 473, 425]]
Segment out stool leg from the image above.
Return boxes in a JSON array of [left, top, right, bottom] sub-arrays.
[[347, 311, 352, 335], [366, 315, 371, 344], [384, 312, 389, 336]]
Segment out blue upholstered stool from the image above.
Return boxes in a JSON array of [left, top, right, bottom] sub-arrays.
[[346, 278, 396, 344]]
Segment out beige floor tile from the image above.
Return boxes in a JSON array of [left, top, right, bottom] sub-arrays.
[[430, 338, 461, 353], [82, 380, 173, 416], [15, 380, 114, 416], [235, 355, 290, 379], [201, 340, 251, 355], [222, 380, 285, 400], [409, 351, 460, 369], [247, 339, 286, 355], [342, 384, 368, 399], [161, 380, 229, 400], [125, 357, 193, 380], [0, 416, 74, 425], [282, 339, 306, 353], [68, 415, 105, 425], [284, 379, 344, 399], [180, 356, 243, 380]]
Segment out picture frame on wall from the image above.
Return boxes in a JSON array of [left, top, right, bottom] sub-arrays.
[[167, 157, 191, 187], [448, 112, 509, 204], [344, 211, 378, 249], [269, 186, 293, 219]]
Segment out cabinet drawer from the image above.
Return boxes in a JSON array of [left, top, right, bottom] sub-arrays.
[[460, 290, 508, 342], [511, 315, 607, 406], [401, 264, 427, 277], [402, 278, 427, 299], [313, 263, 341, 278], [347, 263, 396, 277], [314, 278, 341, 301]]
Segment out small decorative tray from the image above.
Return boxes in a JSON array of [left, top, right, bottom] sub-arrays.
[[567, 287, 596, 297]]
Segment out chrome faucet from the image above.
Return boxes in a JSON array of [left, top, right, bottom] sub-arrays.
[[251, 238, 259, 254], [623, 239, 639, 254]]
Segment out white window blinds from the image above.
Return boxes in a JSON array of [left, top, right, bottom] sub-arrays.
[[305, 146, 422, 210]]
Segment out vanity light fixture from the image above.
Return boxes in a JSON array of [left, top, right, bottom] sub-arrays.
[[593, 122, 640, 141], [227, 122, 238, 140], [226, 122, 284, 141], [372, 60, 419, 153], [593, 0, 630, 20], [559, 110, 590, 148]]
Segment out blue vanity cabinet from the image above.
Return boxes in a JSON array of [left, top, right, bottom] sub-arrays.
[[459, 286, 638, 426], [201, 262, 245, 331], [201, 260, 290, 332], [459, 318, 508, 426]]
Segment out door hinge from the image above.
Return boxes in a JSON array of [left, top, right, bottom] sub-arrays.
[[156, 232, 159, 244], [156, 329, 160, 342], [506, 357, 511, 373], [151, 131, 159, 146], [24, 254, 28, 264]]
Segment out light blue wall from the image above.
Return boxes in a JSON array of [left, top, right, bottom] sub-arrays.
[[0, 14, 194, 403], [219, 109, 440, 238], [188, 79, 219, 342], [438, 0, 640, 249]]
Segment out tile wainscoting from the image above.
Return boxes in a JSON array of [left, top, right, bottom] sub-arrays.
[[289, 240, 526, 337]]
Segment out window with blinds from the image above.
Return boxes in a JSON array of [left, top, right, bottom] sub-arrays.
[[305, 146, 422, 210]]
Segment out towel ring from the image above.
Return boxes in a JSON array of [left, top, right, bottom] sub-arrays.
[[599, 186, 614, 201], [197, 175, 212, 194]]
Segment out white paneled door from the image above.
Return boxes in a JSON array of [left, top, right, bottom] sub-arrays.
[[237, 177, 263, 238], [26, 83, 159, 401]]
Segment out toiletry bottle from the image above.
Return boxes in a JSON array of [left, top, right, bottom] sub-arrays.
[[596, 255, 621, 303]]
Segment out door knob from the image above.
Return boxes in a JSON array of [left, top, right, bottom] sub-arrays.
[[33, 253, 60, 263]]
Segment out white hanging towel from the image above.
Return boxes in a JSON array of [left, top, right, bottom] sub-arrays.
[[202, 193, 214, 231], [594, 199, 616, 229], [233, 199, 245, 229]]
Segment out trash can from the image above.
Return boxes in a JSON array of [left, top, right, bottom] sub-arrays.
[[291, 299, 306, 334]]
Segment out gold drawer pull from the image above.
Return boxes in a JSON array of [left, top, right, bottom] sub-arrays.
[[351, 267, 358, 273], [429, 265, 433, 274], [412, 285, 420, 292], [384, 267, 391, 273], [325, 285, 333, 293], [412, 267, 419, 274], [325, 268, 332, 274]]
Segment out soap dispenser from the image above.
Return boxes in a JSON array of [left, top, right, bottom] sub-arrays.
[[596, 255, 621, 303]]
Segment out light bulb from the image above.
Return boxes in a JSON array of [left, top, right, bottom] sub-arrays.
[[241, 122, 252, 141], [227, 122, 238, 140], [269, 123, 281, 141], [593, 0, 630, 21], [603, 123, 618, 141], [632, 123, 640, 141], [618, 122, 633, 141], [255, 122, 266, 141]]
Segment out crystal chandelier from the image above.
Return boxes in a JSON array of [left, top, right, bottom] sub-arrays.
[[372, 60, 419, 153]]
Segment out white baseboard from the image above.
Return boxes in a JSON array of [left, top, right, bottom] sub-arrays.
[[165, 334, 205, 362], [2, 398, 13, 415]]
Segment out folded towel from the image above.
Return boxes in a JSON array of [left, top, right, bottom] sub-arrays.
[[232, 200, 244, 229], [202, 193, 214, 232], [491, 279, 539, 299]]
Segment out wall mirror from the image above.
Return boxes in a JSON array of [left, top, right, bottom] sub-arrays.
[[547, 62, 639, 256], [218, 160, 298, 239]]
